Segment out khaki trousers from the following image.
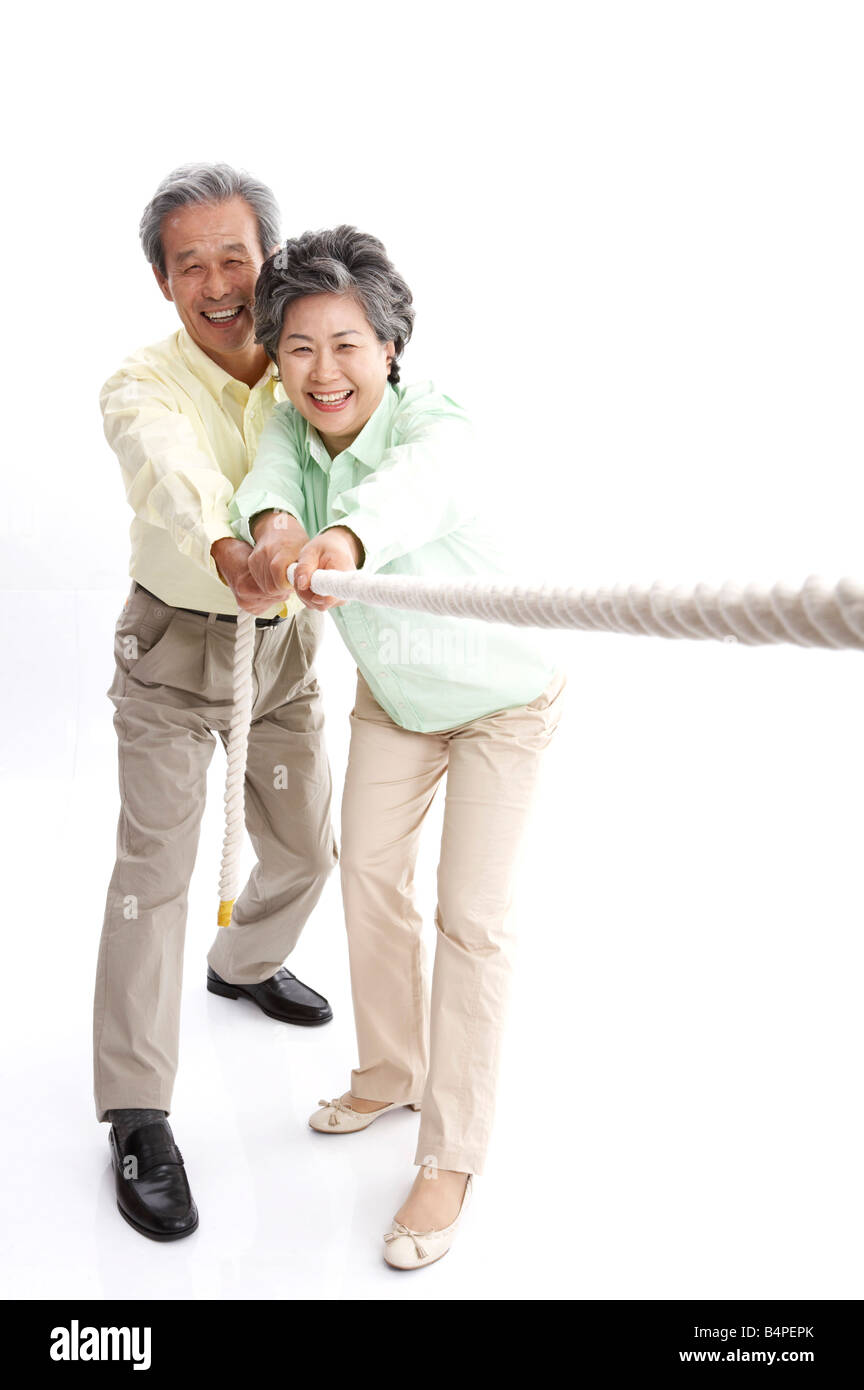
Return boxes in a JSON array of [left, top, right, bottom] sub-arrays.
[[93, 582, 338, 1121], [340, 668, 566, 1175]]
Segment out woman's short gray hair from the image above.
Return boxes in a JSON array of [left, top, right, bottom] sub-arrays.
[[139, 163, 281, 274], [254, 226, 415, 384]]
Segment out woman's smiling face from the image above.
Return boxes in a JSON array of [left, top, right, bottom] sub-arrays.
[[276, 292, 394, 457]]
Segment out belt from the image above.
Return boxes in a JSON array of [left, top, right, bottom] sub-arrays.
[[134, 583, 287, 627]]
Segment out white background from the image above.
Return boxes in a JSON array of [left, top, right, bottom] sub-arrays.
[[1, 0, 862, 1300]]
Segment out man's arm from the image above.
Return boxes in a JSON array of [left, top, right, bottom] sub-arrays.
[[101, 367, 238, 585], [210, 535, 290, 614]]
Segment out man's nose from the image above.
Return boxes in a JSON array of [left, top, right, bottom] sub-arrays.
[[201, 265, 232, 300]]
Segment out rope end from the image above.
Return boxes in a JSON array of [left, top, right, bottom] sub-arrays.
[[217, 898, 235, 927]]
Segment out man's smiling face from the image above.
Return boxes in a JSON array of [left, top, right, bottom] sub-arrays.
[[153, 196, 266, 368]]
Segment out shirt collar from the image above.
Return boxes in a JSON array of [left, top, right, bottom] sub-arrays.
[[176, 327, 279, 401], [303, 382, 398, 473]]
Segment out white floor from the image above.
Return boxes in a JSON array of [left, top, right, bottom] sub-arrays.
[[1, 588, 862, 1300]]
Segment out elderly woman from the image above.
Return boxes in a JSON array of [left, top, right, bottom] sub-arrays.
[[229, 227, 565, 1269]]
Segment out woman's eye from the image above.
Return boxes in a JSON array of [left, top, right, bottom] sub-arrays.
[[337, 343, 355, 350]]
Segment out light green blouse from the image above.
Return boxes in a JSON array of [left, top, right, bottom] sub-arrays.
[[230, 380, 559, 733]]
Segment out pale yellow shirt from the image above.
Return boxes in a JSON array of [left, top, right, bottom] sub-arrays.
[[100, 326, 300, 618]]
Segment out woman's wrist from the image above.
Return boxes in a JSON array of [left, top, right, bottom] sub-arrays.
[[325, 525, 365, 567], [251, 508, 302, 543]]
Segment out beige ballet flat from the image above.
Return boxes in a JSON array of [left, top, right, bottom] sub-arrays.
[[308, 1096, 422, 1133], [383, 1174, 473, 1269]]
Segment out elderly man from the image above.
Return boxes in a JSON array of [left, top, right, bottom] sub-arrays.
[[93, 164, 338, 1242]]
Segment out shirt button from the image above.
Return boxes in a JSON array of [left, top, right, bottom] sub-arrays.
[[154, 606, 166, 617]]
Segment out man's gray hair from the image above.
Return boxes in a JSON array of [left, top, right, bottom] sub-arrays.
[[139, 163, 281, 274], [254, 226, 415, 384]]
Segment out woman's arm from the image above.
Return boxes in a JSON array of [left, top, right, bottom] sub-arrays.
[[229, 407, 312, 604], [229, 407, 309, 542], [326, 389, 480, 573]]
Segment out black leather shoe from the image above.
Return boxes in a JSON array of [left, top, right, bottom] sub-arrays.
[[207, 965, 333, 1025], [109, 1119, 199, 1241]]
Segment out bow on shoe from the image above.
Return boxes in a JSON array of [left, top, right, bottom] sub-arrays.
[[384, 1222, 428, 1261], [318, 1097, 356, 1127]]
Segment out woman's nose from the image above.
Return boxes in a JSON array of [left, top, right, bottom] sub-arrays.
[[311, 353, 340, 381]]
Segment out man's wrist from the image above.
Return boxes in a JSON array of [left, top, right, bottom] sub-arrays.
[[209, 535, 241, 585]]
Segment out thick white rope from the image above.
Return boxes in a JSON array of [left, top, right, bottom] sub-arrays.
[[218, 572, 864, 920], [217, 609, 256, 925], [286, 568, 864, 649]]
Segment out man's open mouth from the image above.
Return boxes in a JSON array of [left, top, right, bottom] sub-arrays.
[[201, 306, 245, 324], [309, 390, 353, 411]]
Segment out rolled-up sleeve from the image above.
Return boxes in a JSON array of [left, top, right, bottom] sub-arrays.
[[229, 408, 308, 544], [101, 368, 235, 580]]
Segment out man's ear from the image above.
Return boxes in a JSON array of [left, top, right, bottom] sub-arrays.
[[152, 264, 173, 303], [385, 339, 396, 369]]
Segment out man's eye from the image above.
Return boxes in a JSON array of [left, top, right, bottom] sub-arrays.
[[184, 265, 202, 274], [292, 346, 312, 354], [226, 259, 242, 266]]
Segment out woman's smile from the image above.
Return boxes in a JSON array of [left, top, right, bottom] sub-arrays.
[[307, 388, 354, 413]]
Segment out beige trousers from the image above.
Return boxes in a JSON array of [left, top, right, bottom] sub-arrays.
[[339, 668, 566, 1175], [93, 582, 338, 1121]]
